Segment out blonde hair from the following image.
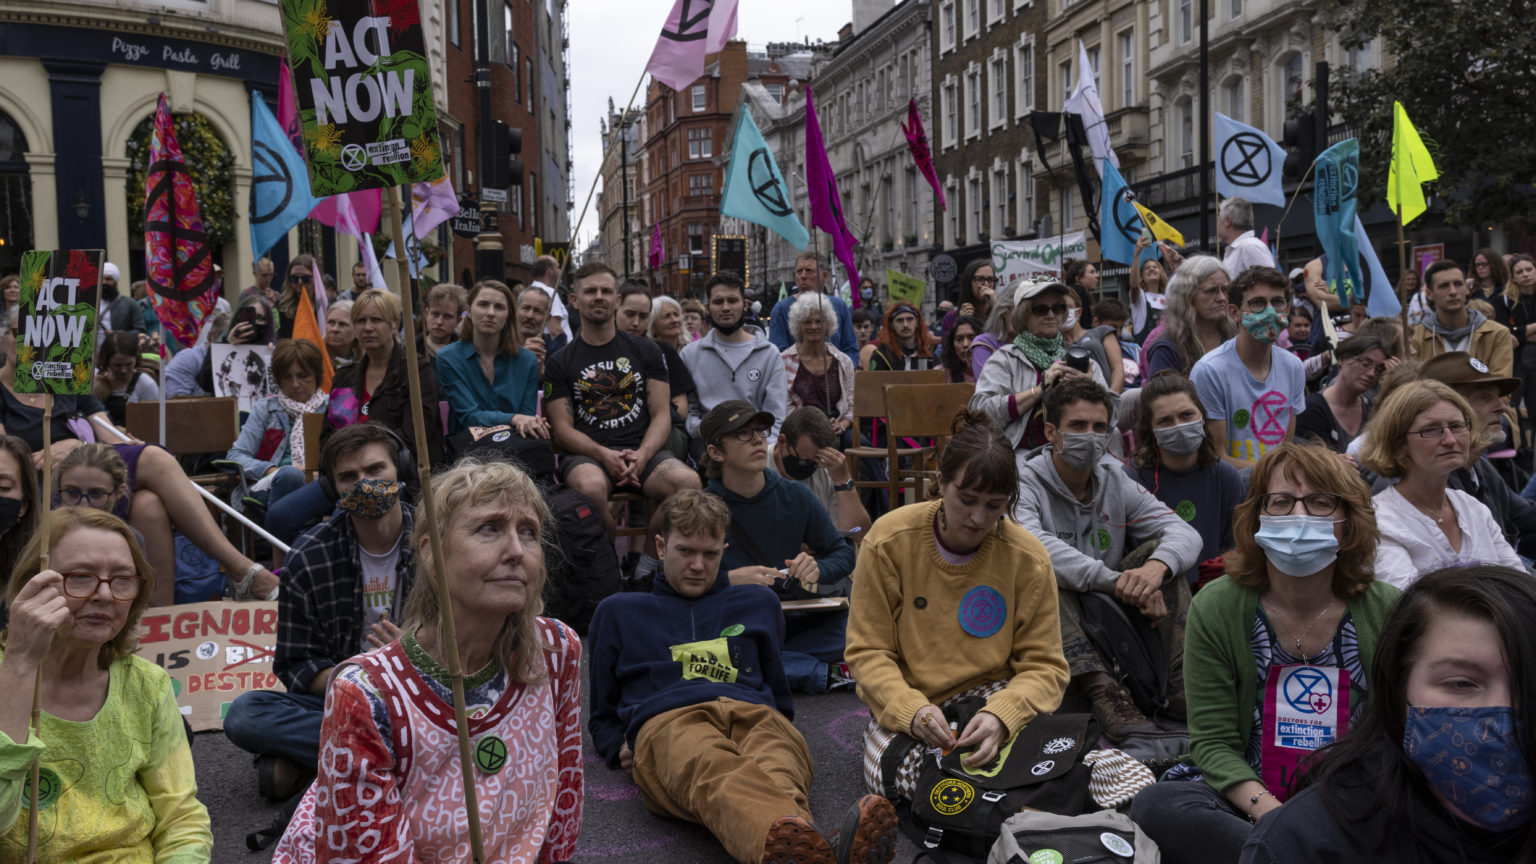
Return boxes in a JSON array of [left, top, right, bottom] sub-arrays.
[[402, 459, 553, 685], [657, 489, 730, 541], [55, 443, 128, 500], [1358, 380, 1483, 480], [352, 288, 403, 331]]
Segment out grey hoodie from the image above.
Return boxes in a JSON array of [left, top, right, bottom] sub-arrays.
[[1013, 445, 1202, 594], [680, 325, 789, 441]]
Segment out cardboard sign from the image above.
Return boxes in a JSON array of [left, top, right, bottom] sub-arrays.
[[14, 249, 102, 395], [886, 269, 927, 306], [279, 0, 446, 195], [211, 343, 276, 412], [990, 232, 1088, 289], [135, 600, 283, 731]]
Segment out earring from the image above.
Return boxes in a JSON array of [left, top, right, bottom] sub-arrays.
[[938, 500, 948, 533]]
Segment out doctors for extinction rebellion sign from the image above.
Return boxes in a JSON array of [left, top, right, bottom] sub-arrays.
[[15, 250, 101, 395], [279, 0, 446, 196]]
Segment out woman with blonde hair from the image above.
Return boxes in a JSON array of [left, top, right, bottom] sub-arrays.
[[325, 288, 444, 463], [274, 458, 583, 863]]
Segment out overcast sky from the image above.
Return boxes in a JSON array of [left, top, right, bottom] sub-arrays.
[[568, 0, 854, 249]]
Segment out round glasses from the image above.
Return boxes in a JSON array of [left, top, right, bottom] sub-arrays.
[[1259, 492, 1342, 517], [61, 571, 142, 600], [724, 426, 768, 444]]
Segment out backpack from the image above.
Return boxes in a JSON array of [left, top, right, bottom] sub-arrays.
[[541, 486, 621, 635], [986, 809, 1160, 864], [1076, 591, 1168, 718]]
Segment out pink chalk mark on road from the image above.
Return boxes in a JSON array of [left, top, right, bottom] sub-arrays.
[[826, 705, 873, 755]]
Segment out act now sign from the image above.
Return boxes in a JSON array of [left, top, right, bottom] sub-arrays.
[[14, 249, 100, 395], [280, 0, 445, 195]]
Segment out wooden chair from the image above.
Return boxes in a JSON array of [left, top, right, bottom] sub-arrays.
[[883, 382, 978, 503], [301, 413, 325, 477], [844, 369, 945, 501], [125, 397, 241, 494]]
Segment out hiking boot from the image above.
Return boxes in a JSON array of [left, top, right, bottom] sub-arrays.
[[827, 662, 857, 692], [832, 794, 898, 864], [256, 755, 314, 802], [1088, 679, 1157, 744], [762, 814, 838, 864]]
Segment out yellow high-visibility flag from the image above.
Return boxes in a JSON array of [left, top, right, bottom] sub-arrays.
[[1133, 201, 1185, 247], [1388, 101, 1438, 225]]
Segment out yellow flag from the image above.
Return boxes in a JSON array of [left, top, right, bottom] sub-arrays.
[[1388, 101, 1438, 225], [1133, 201, 1185, 247]]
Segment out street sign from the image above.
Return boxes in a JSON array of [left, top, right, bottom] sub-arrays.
[[481, 187, 507, 204], [451, 206, 481, 238], [679, 254, 692, 274]]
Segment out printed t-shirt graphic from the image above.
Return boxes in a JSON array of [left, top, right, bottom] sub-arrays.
[[1190, 340, 1305, 461], [546, 331, 668, 450]]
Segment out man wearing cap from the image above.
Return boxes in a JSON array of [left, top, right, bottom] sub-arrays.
[[98, 262, 146, 337], [1409, 260, 1514, 377], [702, 400, 858, 694]]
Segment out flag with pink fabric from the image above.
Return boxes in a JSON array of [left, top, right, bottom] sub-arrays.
[[645, 0, 739, 92], [411, 174, 458, 239], [278, 57, 381, 235], [805, 87, 861, 307], [649, 222, 665, 270], [144, 94, 214, 348], [902, 99, 946, 211]]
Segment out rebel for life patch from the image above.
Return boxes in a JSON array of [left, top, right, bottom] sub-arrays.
[[957, 585, 1006, 638], [670, 637, 739, 684]]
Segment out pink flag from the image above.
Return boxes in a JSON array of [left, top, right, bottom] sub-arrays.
[[645, 0, 740, 92], [805, 87, 861, 307], [279, 56, 382, 233], [902, 99, 946, 212], [144, 94, 213, 348], [649, 222, 665, 270], [411, 174, 458, 240]]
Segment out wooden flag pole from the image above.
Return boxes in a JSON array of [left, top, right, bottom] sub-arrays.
[[1395, 204, 1411, 341], [564, 70, 649, 281], [25, 394, 53, 864], [386, 184, 485, 863]]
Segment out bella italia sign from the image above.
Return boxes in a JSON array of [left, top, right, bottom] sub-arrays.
[[991, 231, 1088, 288]]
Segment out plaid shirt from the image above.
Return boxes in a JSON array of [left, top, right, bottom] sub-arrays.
[[275, 502, 416, 693]]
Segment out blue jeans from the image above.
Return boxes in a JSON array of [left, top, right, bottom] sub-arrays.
[[781, 609, 848, 695], [223, 690, 326, 768], [1522, 471, 1536, 503], [267, 466, 308, 509], [265, 477, 336, 546]]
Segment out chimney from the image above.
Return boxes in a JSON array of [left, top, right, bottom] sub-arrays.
[[851, 0, 894, 35], [838, 22, 854, 42]]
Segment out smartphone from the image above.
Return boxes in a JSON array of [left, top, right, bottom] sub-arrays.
[[1139, 228, 1152, 244]]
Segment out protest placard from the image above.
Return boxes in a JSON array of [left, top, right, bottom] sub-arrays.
[[211, 343, 276, 412], [136, 600, 283, 732], [885, 269, 927, 306], [279, 0, 446, 195], [14, 250, 101, 395], [990, 232, 1088, 289]]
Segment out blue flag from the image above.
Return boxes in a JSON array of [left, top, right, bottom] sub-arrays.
[[386, 212, 432, 279], [1096, 159, 1159, 266], [1214, 112, 1288, 207], [1357, 216, 1400, 318], [1313, 139, 1361, 304], [720, 108, 809, 250], [249, 93, 320, 259]]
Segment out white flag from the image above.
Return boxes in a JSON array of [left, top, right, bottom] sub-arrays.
[[1064, 41, 1118, 177]]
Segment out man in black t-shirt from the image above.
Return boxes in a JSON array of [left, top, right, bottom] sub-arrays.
[[547, 263, 701, 536], [616, 281, 696, 460]]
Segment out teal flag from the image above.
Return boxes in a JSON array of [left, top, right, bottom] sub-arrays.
[[1313, 139, 1361, 304], [720, 108, 809, 250]]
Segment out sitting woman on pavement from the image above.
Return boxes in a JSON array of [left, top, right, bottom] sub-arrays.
[[1141, 256, 1233, 378], [941, 314, 982, 384], [323, 299, 355, 370], [51, 443, 167, 602], [1243, 564, 1536, 862], [782, 291, 856, 443], [274, 458, 582, 863], [967, 282, 1019, 380], [0, 507, 213, 860], [846, 410, 1070, 799], [227, 339, 329, 515], [434, 279, 546, 439], [1130, 443, 1399, 864]]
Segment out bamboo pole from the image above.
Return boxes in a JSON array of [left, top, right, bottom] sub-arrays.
[[25, 393, 53, 864], [386, 184, 484, 863], [564, 70, 649, 286], [1395, 204, 1410, 343]]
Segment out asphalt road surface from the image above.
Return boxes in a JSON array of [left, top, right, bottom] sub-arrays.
[[197, 660, 923, 863]]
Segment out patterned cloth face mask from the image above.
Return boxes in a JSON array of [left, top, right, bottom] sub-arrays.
[[1404, 705, 1535, 832], [337, 477, 402, 520]]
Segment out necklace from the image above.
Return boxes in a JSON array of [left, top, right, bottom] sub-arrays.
[[1402, 489, 1451, 524], [1265, 594, 1336, 662]]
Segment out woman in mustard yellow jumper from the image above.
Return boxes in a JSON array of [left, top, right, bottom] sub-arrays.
[[846, 411, 1070, 799]]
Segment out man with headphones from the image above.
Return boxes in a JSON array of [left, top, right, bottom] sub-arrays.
[[223, 423, 418, 801]]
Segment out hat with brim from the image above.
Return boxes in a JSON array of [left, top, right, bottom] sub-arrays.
[[699, 399, 776, 445], [1015, 281, 1070, 302], [1420, 351, 1520, 397]]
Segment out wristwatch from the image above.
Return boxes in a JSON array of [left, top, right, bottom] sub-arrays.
[[833, 479, 856, 492]]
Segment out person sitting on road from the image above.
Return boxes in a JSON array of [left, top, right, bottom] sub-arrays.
[[773, 406, 872, 538], [845, 410, 1071, 800], [513, 281, 563, 374], [323, 299, 356, 371], [782, 292, 856, 443], [702, 401, 857, 695], [421, 282, 467, 357], [588, 489, 898, 864], [1013, 378, 1201, 741], [226, 339, 330, 518], [861, 302, 938, 372], [93, 331, 159, 428], [617, 281, 695, 461], [681, 271, 789, 446], [223, 423, 417, 801], [434, 279, 547, 439]]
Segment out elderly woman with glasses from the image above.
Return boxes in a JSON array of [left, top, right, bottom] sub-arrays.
[[0, 507, 213, 860], [1360, 380, 1522, 589], [971, 281, 1114, 450]]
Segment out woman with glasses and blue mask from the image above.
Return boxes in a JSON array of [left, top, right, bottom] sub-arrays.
[[1243, 563, 1535, 862], [1130, 442, 1399, 864], [0, 507, 213, 860], [1361, 380, 1522, 589]]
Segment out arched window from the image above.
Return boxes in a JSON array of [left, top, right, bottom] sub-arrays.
[[0, 110, 33, 276], [125, 110, 234, 281], [1222, 75, 1246, 123]]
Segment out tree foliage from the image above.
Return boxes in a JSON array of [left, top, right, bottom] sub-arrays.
[[125, 113, 236, 252], [1325, 0, 1536, 228]]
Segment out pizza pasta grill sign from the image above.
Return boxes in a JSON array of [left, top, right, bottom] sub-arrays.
[[279, 0, 445, 195]]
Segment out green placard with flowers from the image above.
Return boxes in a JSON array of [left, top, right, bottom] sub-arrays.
[[14, 250, 102, 396], [279, 0, 445, 196]]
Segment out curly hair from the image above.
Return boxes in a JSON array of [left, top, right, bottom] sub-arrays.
[[1159, 256, 1234, 374], [788, 291, 840, 343]]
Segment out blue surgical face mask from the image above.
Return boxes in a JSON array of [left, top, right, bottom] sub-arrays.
[[1254, 514, 1339, 577], [1241, 305, 1284, 343], [1404, 705, 1534, 832]]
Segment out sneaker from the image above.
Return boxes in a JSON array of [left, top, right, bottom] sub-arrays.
[[762, 814, 838, 864], [827, 662, 856, 692], [832, 794, 898, 864], [1088, 679, 1157, 744]]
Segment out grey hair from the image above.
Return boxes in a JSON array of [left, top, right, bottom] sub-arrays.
[[328, 299, 354, 319], [647, 295, 682, 339], [1219, 197, 1254, 232], [787, 290, 839, 342], [1162, 255, 1235, 373], [983, 282, 1021, 340]]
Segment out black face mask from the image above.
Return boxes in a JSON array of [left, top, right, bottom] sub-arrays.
[[711, 312, 745, 336], [781, 454, 820, 481], [0, 496, 23, 536], [101, 280, 120, 300]]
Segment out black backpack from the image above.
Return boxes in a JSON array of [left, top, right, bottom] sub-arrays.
[[1076, 591, 1169, 718], [541, 487, 621, 635]]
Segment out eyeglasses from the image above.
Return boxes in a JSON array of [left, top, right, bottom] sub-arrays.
[[724, 426, 768, 444], [973, 276, 998, 286], [60, 486, 115, 507], [61, 571, 141, 600], [1030, 303, 1068, 317], [1260, 492, 1342, 517], [1408, 421, 1471, 440], [1241, 296, 1290, 314], [289, 274, 313, 285], [1347, 356, 1387, 377]]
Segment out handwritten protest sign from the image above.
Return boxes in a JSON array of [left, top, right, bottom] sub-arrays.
[[886, 269, 927, 306], [136, 600, 283, 731], [15, 250, 101, 395], [990, 232, 1088, 289]]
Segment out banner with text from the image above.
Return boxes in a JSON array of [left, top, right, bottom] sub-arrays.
[[990, 232, 1088, 288], [15, 249, 101, 395], [279, 0, 445, 195], [136, 601, 282, 732], [886, 269, 927, 306]]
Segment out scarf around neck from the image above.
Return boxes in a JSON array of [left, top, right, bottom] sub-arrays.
[[1426, 308, 1485, 343], [277, 389, 329, 469], [1013, 330, 1065, 371]]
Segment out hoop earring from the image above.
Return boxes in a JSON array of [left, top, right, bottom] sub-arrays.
[[937, 500, 948, 533]]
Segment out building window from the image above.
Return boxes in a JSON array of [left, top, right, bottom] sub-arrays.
[[943, 79, 958, 147], [990, 55, 1008, 127], [965, 0, 980, 39], [688, 222, 704, 254], [966, 67, 982, 137], [691, 84, 706, 113], [906, 167, 919, 236], [452, 125, 466, 192], [687, 128, 712, 159], [449, 0, 460, 48], [688, 173, 713, 197], [968, 176, 982, 242], [1015, 41, 1034, 117], [1061, 187, 1073, 231], [1224, 76, 1245, 122], [1017, 159, 1035, 232], [489, 1, 511, 64], [1119, 31, 1134, 109], [526, 58, 535, 111], [1179, 98, 1194, 168], [512, 44, 522, 102], [993, 168, 1008, 236], [766, 83, 784, 102], [940, 0, 956, 52], [989, 0, 1006, 25], [1179, 0, 1192, 43], [1230, 0, 1242, 18], [1345, 37, 1374, 77], [1060, 59, 1072, 104], [883, 175, 895, 245], [1087, 46, 1101, 94], [946, 180, 960, 247], [1282, 53, 1304, 109]]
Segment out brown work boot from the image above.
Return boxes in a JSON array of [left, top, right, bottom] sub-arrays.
[[763, 814, 838, 864], [1088, 678, 1157, 743], [832, 794, 898, 864]]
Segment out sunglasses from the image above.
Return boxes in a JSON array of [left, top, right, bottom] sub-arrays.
[[1030, 303, 1068, 317], [289, 274, 314, 285]]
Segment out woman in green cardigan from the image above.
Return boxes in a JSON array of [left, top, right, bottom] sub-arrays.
[[1130, 443, 1401, 864]]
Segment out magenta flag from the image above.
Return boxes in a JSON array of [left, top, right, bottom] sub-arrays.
[[649, 222, 665, 270], [805, 87, 860, 306], [645, 0, 740, 92], [278, 56, 382, 234], [144, 94, 214, 348], [902, 99, 946, 212]]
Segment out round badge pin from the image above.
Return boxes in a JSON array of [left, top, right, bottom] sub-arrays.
[[474, 734, 509, 775], [1100, 832, 1135, 858], [720, 623, 745, 637], [1470, 358, 1489, 373], [1028, 850, 1064, 864], [957, 585, 1006, 638]]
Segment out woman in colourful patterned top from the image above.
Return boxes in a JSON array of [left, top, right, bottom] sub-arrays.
[[275, 457, 583, 864], [0, 507, 212, 862]]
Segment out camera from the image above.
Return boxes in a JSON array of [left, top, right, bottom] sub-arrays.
[[1064, 346, 1092, 373]]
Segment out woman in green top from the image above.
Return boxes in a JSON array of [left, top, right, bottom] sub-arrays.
[[0, 507, 212, 862], [1129, 443, 1400, 864]]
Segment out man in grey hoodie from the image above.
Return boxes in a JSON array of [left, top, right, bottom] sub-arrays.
[[1014, 378, 1201, 741], [682, 272, 789, 446]]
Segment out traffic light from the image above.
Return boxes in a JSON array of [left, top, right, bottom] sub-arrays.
[[1282, 114, 1317, 182], [488, 120, 524, 189]]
